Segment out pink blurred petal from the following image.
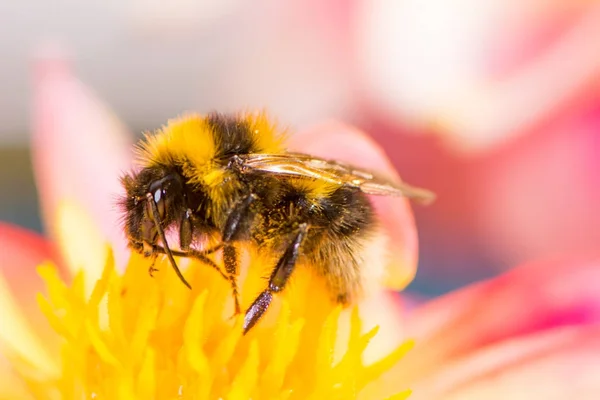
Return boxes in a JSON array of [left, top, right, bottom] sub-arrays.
[[409, 326, 600, 399], [358, 0, 600, 153], [31, 49, 132, 272], [436, 4, 600, 153], [379, 259, 600, 387], [290, 120, 420, 290], [477, 112, 600, 265], [0, 222, 62, 279], [414, 259, 600, 342], [360, 259, 600, 398]]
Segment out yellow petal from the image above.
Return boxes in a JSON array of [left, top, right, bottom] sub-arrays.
[[385, 390, 413, 400], [0, 271, 59, 378], [228, 340, 260, 399], [54, 199, 107, 295]]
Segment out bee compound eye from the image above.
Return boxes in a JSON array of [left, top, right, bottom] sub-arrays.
[[154, 188, 166, 218], [153, 187, 162, 204], [148, 180, 168, 220], [147, 173, 185, 222]]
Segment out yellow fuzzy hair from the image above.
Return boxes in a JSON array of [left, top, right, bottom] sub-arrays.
[[288, 177, 340, 207], [135, 112, 288, 185], [135, 114, 214, 171], [134, 112, 288, 222], [246, 111, 288, 154]]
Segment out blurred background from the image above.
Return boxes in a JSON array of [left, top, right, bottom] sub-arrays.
[[1, 0, 599, 297]]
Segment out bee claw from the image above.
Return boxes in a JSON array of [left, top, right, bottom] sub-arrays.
[[227, 300, 242, 321], [148, 266, 159, 277]]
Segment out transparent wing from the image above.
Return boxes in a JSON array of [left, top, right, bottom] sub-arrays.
[[240, 153, 436, 204]]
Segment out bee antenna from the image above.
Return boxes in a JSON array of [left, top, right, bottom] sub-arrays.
[[145, 193, 192, 290]]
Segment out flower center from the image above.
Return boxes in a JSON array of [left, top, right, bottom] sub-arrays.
[[21, 248, 413, 398]]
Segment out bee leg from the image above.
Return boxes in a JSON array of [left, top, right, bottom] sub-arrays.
[[222, 194, 258, 242], [178, 207, 223, 257], [243, 223, 308, 334], [223, 245, 241, 315], [221, 194, 258, 315], [152, 245, 229, 281], [146, 193, 192, 290], [179, 208, 193, 251]]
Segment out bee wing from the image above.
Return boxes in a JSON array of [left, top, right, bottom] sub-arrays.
[[241, 153, 436, 204]]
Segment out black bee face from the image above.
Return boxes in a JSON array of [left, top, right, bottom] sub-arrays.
[[121, 168, 187, 254]]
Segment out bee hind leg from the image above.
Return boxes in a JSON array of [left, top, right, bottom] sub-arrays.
[[223, 245, 241, 315], [145, 193, 192, 290], [243, 223, 308, 334]]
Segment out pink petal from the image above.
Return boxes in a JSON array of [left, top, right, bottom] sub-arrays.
[[435, 5, 600, 153], [360, 259, 600, 398], [410, 326, 600, 399], [31, 48, 132, 274], [290, 120, 420, 290], [358, 1, 600, 153], [369, 259, 600, 392], [476, 114, 600, 266], [410, 259, 600, 352]]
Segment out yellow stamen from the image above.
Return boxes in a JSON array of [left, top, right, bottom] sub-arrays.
[[10, 247, 412, 398]]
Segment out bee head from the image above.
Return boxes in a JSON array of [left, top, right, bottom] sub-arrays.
[[120, 167, 187, 253]]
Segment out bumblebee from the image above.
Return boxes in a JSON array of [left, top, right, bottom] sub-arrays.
[[120, 112, 434, 333]]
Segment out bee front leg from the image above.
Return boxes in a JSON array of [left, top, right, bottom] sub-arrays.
[[162, 208, 226, 280], [243, 223, 308, 334], [151, 244, 225, 279], [145, 192, 192, 289], [142, 240, 160, 276], [179, 208, 193, 251]]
